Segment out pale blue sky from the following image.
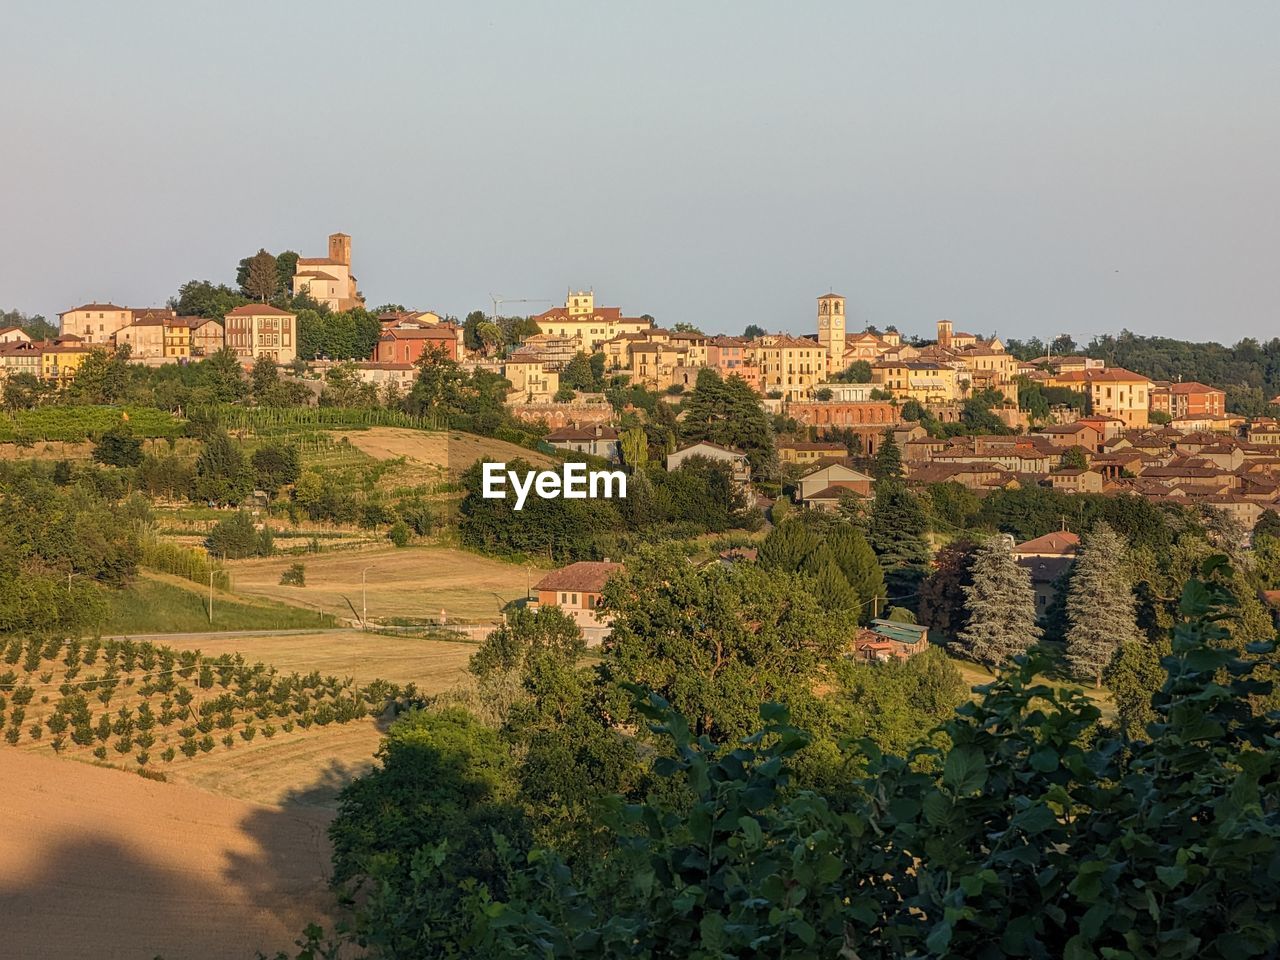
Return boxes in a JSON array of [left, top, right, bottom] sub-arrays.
[[3, 2, 1277, 343]]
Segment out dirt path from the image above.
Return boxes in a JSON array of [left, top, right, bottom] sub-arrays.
[[0, 750, 336, 960]]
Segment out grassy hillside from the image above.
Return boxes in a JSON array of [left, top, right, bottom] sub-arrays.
[[101, 576, 337, 633]]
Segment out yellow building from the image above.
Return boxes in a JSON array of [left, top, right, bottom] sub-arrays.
[[503, 352, 560, 403], [530, 290, 653, 353], [58, 303, 134, 345], [816, 293, 846, 376], [752, 334, 825, 401], [40, 340, 94, 383], [872, 360, 962, 403], [223, 304, 298, 364], [115, 315, 193, 363], [291, 233, 364, 311], [1047, 367, 1152, 428]]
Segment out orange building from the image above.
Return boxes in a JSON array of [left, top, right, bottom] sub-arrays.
[[372, 325, 459, 364]]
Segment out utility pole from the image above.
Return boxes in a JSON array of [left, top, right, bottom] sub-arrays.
[[361, 566, 372, 631]]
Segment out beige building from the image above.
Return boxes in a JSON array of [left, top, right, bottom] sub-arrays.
[[0, 326, 31, 344], [1048, 367, 1152, 428], [503, 352, 560, 403], [872, 360, 962, 402], [291, 233, 364, 311], [59, 303, 134, 345], [190, 318, 226, 357], [223, 304, 297, 364], [530, 290, 653, 353], [115, 315, 193, 363], [753, 334, 826, 401], [816, 293, 846, 376]]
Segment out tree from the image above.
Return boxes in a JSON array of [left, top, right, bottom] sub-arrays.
[[1051, 332, 1077, 355], [826, 525, 885, 621], [681, 368, 775, 475], [1255, 508, 1280, 543], [250, 355, 278, 397], [672, 322, 703, 334], [834, 359, 873, 382], [469, 606, 585, 681], [957, 534, 1042, 666], [619, 427, 648, 470], [1060, 445, 1089, 470], [206, 511, 270, 559], [562, 352, 594, 392], [251, 442, 300, 494], [872, 428, 903, 487], [275, 251, 299, 294], [917, 538, 977, 636], [169, 280, 248, 319], [241, 248, 280, 302], [601, 543, 849, 739], [757, 520, 819, 572], [1065, 522, 1141, 685], [193, 431, 252, 505], [867, 486, 930, 599], [743, 324, 766, 340], [92, 424, 143, 468]]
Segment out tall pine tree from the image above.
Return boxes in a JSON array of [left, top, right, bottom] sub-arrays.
[[1065, 522, 1141, 686], [868, 486, 931, 602], [957, 534, 1041, 667]]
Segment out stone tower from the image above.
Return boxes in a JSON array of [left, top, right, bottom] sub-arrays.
[[817, 293, 846, 375], [328, 232, 352, 266], [937, 318, 953, 350]]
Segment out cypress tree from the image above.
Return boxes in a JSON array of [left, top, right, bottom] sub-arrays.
[[1065, 522, 1141, 686], [827, 525, 885, 622], [873, 429, 904, 487], [758, 520, 818, 572], [957, 534, 1041, 667], [868, 486, 931, 600], [804, 547, 860, 611]]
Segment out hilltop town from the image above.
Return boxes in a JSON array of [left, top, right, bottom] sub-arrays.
[[6, 230, 1272, 533]]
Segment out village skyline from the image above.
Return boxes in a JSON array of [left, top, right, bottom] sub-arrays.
[[5, 2, 1278, 342]]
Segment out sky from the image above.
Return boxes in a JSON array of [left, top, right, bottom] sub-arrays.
[[2, 2, 1278, 344]]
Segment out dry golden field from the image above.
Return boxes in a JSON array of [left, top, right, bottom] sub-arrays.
[[332, 425, 553, 479], [0, 748, 336, 960], [228, 544, 544, 623]]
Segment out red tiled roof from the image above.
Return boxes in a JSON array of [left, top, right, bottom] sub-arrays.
[[1012, 531, 1081, 556], [225, 304, 296, 317], [533, 561, 623, 593]]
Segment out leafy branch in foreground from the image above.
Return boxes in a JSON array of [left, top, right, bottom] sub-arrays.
[[269, 556, 1280, 960]]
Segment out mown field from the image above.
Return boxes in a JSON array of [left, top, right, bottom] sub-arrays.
[[228, 544, 543, 624]]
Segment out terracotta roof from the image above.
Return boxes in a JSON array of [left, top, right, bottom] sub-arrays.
[[1053, 367, 1152, 384], [225, 304, 296, 317], [293, 270, 339, 280], [59, 303, 129, 315], [805, 484, 868, 501], [545, 426, 621, 442], [296, 257, 344, 266], [379, 327, 456, 340], [533, 561, 623, 593], [1012, 531, 1081, 556]]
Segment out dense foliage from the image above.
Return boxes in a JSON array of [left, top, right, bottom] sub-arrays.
[[278, 557, 1280, 960]]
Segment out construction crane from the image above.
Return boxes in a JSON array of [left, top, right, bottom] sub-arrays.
[[490, 295, 554, 321]]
